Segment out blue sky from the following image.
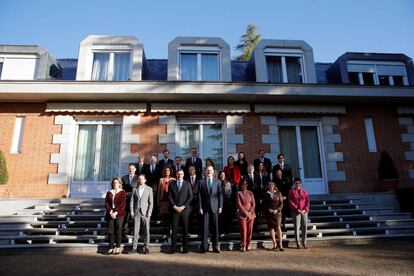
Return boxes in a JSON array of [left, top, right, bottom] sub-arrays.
[[1, 0, 413, 62]]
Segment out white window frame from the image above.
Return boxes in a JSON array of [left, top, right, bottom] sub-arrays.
[[0, 57, 3, 79], [71, 118, 123, 184], [88, 45, 132, 81], [347, 60, 409, 86], [10, 116, 25, 154], [264, 48, 306, 83], [364, 118, 377, 153], [175, 118, 226, 169], [178, 47, 221, 81]]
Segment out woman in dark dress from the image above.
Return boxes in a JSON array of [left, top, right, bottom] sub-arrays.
[[274, 169, 292, 231], [263, 181, 284, 251], [235, 151, 248, 177], [219, 171, 233, 234], [105, 177, 126, 255]]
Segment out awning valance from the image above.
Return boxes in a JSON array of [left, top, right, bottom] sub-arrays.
[[45, 103, 147, 113], [151, 103, 250, 113], [254, 104, 346, 114], [396, 107, 414, 115]]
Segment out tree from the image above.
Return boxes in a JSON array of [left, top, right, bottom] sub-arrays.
[[235, 24, 261, 61], [0, 150, 8, 184]]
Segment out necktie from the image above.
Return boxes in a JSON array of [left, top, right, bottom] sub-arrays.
[[151, 165, 154, 173], [129, 174, 133, 183], [208, 178, 212, 193], [178, 181, 182, 192], [191, 176, 194, 185], [192, 157, 195, 164]]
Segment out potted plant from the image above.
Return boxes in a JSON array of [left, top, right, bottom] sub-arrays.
[[378, 150, 399, 191], [0, 150, 8, 185]]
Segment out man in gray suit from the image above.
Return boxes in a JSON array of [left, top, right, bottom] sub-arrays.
[[199, 165, 223, 253], [130, 174, 153, 254]]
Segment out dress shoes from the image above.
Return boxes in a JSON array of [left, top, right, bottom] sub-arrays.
[[143, 247, 150, 254], [213, 248, 220, 253], [182, 247, 189, 254], [302, 244, 308, 249]]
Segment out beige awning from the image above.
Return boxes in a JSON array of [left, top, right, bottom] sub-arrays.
[[45, 102, 147, 113], [396, 107, 414, 115], [255, 104, 346, 114], [151, 103, 250, 113]]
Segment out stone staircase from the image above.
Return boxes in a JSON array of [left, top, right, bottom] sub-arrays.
[[0, 192, 413, 251]]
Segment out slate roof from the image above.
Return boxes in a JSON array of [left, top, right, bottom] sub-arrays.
[[57, 59, 77, 80]]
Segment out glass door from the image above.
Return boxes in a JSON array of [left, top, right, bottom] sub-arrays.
[[71, 122, 121, 198], [178, 122, 224, 170], [279, 124, 327, 194]]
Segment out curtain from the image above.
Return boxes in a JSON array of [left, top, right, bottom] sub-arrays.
[[279, 126, 299, 179], [92, 53, 109, 80], [99, 125, 121, 181], [285, 57, 302, 83], [180, 54, 197, 80], [201, 54, 219, 81], [203, 124, 223, 170], [179, 125, 200, 158], [300, 126, 322, 178], [266, 56, 282, 83], [74, 125, 97, 181], [113, 53, 131, 81]]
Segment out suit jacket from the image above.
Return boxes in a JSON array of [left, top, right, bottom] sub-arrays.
[[130, 184, 154, 217], [168, 180, 193, 210], [186, 157, 203, 178], [136, 163, 146, 175], [288, 188, 310, 213], [105, 190, 126, 218], [246, 173, 259, 192], [172, 164, 186, 178], [234, 160, 248, 177], [274, 177, 292, 197], [223, 165, 241, 185], [253, 157, 272, 176], [121, 174, 138, 193], [198, 178, 223, 213], [236, 190, 256, 220], [158, 158, 174, 170], [272, 163, 293, 185], [144, 163, 161, 191]]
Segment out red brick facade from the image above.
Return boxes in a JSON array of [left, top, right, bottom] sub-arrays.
[[0, 103, 413, 198]]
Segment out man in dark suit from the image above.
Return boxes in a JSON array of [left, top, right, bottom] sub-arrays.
[[272, 153, 293, 185], [246, 165, 259, 192], [168, 169, 193, 254], [186, 148, 203, 179], [185, 165, 202, 234], [253, 149, 272, 177], [121, 164, 138, 234], [136, 154, 146, 175], [172, 156, 186, 177], [198, 165, 223, 253], [158, 149, 174, 170]]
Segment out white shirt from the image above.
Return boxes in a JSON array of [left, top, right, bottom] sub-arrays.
[[138, 185, 145, 198]]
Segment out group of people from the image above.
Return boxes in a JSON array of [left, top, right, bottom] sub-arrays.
[[104, 148, 310, 255]]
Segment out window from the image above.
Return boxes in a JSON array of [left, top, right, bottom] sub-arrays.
[[10, 116, 25, 154], [91, 52, 131, 81], [364, 118, 377, 152], [177, 122, 224, 169], [0, 61, 3, 79], [347, 61, 408, 86], [266, 54, 304, 83], [179, 52, 219, 81]]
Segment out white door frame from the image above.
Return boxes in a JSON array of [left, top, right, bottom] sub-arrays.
[[278, 118, 329, 194], [70, 118, 123, 198]]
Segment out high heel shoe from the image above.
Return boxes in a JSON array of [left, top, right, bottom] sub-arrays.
[[240, 247, 246, 252], [279, 247, 284, 251]]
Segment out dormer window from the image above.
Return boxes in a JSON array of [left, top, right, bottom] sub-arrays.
[[91, 52, 131, 81], [347, 61, 408, 86], [179, 48, 220, 81], [76, 36, 144, 81], [265, 52, 304, 83]]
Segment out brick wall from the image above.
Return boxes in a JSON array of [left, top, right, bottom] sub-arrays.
[[330, 105, 414, 193], [0, 103, 67, 198]]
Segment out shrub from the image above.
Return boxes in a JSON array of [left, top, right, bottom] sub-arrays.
[[0, 150, 8, 184], [378, 150, 399, 180]]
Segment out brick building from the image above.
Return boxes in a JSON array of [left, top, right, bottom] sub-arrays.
[[0, 35, 413, 198]]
